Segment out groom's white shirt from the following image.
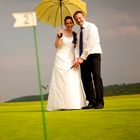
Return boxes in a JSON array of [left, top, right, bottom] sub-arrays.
[[75, 21, 102, 60]]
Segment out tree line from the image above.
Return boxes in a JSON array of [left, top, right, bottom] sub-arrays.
[[7, 83, 140, 102]]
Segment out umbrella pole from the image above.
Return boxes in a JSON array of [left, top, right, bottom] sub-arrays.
[[33, 26, 48, 140], [60, 0, 62, 28]]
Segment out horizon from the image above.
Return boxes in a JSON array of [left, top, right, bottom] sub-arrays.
[[3, 82, 140, 102]]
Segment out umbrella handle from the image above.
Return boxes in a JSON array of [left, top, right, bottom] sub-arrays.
[[57, 33, 63, 38]]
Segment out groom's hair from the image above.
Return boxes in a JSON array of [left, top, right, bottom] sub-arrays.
[[73, 11, 84, 19]]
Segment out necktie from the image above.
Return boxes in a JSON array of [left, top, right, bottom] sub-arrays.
[[79, 27, 83, 56]]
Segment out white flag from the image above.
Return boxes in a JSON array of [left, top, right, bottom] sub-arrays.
[[13, 12, 37, 28]]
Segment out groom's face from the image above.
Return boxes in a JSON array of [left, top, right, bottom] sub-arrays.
[[74, 13, 85, 27]]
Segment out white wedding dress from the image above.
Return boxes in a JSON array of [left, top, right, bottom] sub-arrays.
[[47, 35, 87, 111]]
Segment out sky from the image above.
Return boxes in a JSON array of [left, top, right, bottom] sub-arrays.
[[0, 0, 140, 101]]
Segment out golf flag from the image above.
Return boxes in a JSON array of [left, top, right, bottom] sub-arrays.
[[13, 12, 37, 28], [12, 11, 47, 140]]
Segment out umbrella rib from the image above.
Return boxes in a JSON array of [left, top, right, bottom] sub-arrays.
[[53, 5, 61, 27], [62, 1, 87, 14], [36, 2, 59, 22], [62, 4, 73, 17]]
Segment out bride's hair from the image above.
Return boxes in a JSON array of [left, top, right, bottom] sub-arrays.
[[72, 31, 77, 48], [64, 16, 77, 48], [64, 16, 74, 24]]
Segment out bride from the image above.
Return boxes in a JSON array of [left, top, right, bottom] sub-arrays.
[[47, 16, 86, 111]]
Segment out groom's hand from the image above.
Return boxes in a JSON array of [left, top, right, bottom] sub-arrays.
[[77, 57, 84, 64]]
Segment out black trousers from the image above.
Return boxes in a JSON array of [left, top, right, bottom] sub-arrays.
[[80, 54, 104, 106]]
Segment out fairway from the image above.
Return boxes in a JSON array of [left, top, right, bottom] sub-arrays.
[[0, 94, 140, 140]]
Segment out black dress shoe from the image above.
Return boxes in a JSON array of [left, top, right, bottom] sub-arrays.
[[95, 104, 104, 109], [82, 104, 96, 109]]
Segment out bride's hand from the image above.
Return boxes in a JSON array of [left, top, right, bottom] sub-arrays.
[[73, 58, 80, 68], [57, 29, 63, 38]]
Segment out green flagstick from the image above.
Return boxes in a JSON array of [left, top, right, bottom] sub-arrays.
[[33, 26, 48, 140]]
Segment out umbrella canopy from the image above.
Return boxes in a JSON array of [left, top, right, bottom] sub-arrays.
[[35, 0, 87, 27]]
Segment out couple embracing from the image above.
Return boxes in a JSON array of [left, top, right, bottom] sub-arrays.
[[47, 11, 104, 111]]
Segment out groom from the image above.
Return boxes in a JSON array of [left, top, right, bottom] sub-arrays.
[[73, 11, 104, 109]]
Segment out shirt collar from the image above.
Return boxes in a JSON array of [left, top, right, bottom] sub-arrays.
[[81, 21, 88, 29]]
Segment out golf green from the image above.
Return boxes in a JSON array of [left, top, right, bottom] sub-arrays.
[[0, 94, 140, 140]]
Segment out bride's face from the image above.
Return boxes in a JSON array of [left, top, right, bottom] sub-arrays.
[[65, 19, 74, 31]]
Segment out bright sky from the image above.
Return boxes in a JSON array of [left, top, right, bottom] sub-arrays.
[[0, 0, 140, 101]]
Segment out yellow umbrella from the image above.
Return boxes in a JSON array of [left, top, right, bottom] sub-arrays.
[[35, 0, 87, 27]]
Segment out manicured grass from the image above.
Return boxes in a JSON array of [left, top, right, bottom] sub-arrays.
[[0, 94, 140, 140]]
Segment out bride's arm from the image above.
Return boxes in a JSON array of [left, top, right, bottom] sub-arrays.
[[55, 37, 63, 48], [55, 29, 63, 48]]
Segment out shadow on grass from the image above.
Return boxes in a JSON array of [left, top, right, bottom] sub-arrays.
[[0, 108, 140, 113], [0, 110, 44, 113], [91, 108, 140, 112]]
